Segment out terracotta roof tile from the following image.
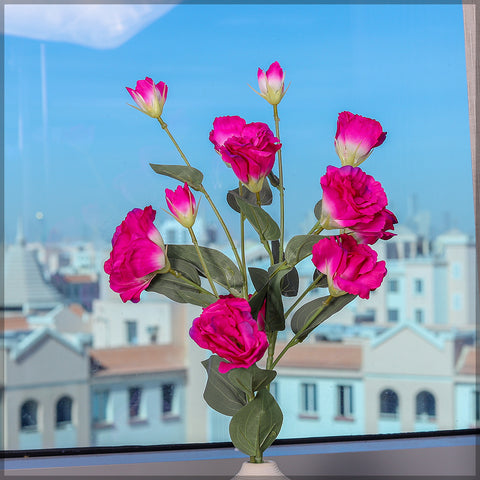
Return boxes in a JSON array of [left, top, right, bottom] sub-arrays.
[[272, 341, 362, 370], [456, 346, 476, 375], [90, 344, 185, 377], [3, 315, 30, 331], [63, 274, 97, 283]]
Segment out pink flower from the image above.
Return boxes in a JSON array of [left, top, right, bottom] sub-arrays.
[[104, 206, 169, 303], [165, 182, 198, 228], [126, 77, 168, 118], [312, 234, 387, 299], [257, 61, 286, 105], [320, 165, 396, 244], [189, 296, 269, 373], [209, 116, 281, 193], [334, 111, 386, 167]]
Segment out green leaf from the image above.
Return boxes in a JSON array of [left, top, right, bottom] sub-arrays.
[[248, 267, 269, 292], [267, 171, 280, 188], [280, 267, 299, 297], [313, 269, 328, 288], [169, 257, 200, 285], [149, 164, 204, 191], [291, 294, 356, 341], [167, 244, 243, 294], [201, 355, 247, 416], [234, 196, 280, 241], [227, 182, 273, 213], [264, 264, 292, 331], [228, 364, 277, 397], [285, 235, 323, 266], [147, 272, 216, 307], [229, 389, 283, 458], [314, 199, 323, 220]]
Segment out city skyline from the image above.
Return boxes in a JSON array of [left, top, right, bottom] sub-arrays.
[[4, 3, 475, 245]]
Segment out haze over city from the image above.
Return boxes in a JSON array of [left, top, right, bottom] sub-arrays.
[[4, 3, 474, 245]]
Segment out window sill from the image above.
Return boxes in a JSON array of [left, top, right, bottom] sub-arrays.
[[129, 418, 149, 426], [3, 430, 477, 477], [92, 421, 115, 430], [334, 415, 354, 422], [162, 413, 181, 422], [298, 413, 319, 420]]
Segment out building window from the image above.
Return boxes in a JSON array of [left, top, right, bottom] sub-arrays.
[[147, 325, 159, 344], [300, 383, 317, 415], [162, 383, 176, 416], [380, 389, 399, 418], [126, 320, 138, 345], [414, 309, 424, 324], [414, 278, 424, 294], [92, 390, 110, 424], [336, 385, 353, 418], [387, 309, 399, 323], [56, 396, 73, 428], [129, 387, 142, 419], [416, 391, 436, 420], [387, 279, 399, 293], [20, 400, 38, 431]]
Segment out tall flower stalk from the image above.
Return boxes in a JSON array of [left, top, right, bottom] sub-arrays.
[[110, 69, 396, 465]]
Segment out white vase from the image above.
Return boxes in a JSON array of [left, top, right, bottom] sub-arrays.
[[231, 460, 289, 479]]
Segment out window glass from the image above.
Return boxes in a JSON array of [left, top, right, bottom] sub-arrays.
[[20, 400, 38, 431], [3, 3, 475, 451], [380, 389, 399, 418], [56, 396, 72, 427], [300, 383, 317, 415]]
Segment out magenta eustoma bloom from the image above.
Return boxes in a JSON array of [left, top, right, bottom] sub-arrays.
[[209, 116, 281, 193], [257, 61, 286, 105], [312, 234, 387, 299], [165, 182, 198, 228], [126, 77, 168, 118], [189, 296, 269, 373], [104, 206, 169, 303], [320, 165, 396, 244], [334, 111, 386, 167]]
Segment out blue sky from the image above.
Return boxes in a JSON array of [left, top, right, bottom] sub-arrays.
[[4, 3, 474, 245]]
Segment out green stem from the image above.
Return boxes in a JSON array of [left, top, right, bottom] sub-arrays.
[[261, 238, 274, 265], [272, 296, 333, 368], [308, 219, 324, 235], [239, 183, 248, 299], [284, 274, 325, 319], [266, 331, 277, 372], [273, 105, 285, 258], [188, 227, 219, 297], [157, 117, 191, 167], [157, 116, 244, 279], [170, 270, 214, 296]]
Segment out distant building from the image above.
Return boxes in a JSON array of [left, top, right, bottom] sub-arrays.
[[1, 328, 91, 450]]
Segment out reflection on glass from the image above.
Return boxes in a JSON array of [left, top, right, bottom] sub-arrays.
[[2, 3, 476, 451]]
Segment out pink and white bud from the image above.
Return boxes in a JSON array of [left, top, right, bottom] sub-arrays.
[[165, 182, 198, 228], [334, 111, 386, 167], [257, 61, 286, 105], [126, 77, 168, 118]]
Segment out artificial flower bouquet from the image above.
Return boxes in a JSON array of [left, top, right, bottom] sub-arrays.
[[105, 62, 397, 463]]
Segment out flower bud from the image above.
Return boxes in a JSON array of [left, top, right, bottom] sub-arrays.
[[126, 77, 168, 118], [334, 111, 386, 167], [165, 182, 198, 228], [257, 61, 286, 105]]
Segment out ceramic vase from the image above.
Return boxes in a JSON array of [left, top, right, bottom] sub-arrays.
[[230, 460, 289, 479]]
